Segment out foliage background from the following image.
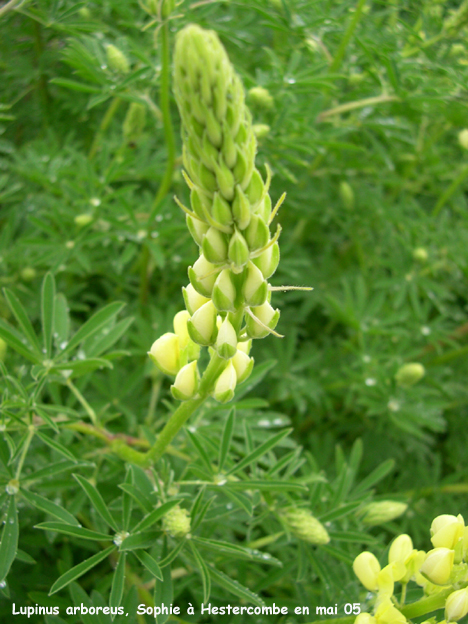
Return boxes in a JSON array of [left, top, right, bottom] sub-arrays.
[[1, 0, 468, 622]]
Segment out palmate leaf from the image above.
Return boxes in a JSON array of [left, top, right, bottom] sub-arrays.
[[49, 546, 115, 595], [134, 550, 163, 581], [208, 565, 265, 607], [190, 542, 211, 604], [110, 552, 126, 619], [0, 318, 41, 363], [3, 288, 42, 355], [21, 490, 80, 526], [154, 559, 173, 624], [225, 428, 292, 476], [73, 474, 119, 532], [35, 522, 111, 541]]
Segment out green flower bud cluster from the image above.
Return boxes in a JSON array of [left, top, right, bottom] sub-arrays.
[[162, 504, 191, 538], [105, 44, 130, 74], [147, 24, 289, 404], [280, 508, 330, 545]]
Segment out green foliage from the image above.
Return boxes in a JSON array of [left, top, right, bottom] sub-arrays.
[[1, 0, 468, 622]]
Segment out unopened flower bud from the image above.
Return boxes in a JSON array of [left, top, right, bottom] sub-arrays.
[[355, 615, 376, 624], [248, 86, 274, 110], [395, 363, 425, 387], [106, 44, 130, 74], [245, 301, 280, 339], [171, 361, 199, 401], [0, 338, 6, 362], [237, 339, 252, 354], [212, 269, 237, 312], [75, 214, 93, 227], [413, 247, 428, 263], [339, 180, 354, 210], [228, 230, 250, 272], [282, 508, 330, 545], [253, 124, 270, 140], [189, 254, 219, 297], [182, 283, 210, 315], [459, 129, 468, 150], [252, 242, 280, 279], [359, 501, 408, 526], [162, 505, 191, 538], [212, 192, 233, 228], [231, 349, 254, 383], [186, 215, 209, 247], [20, 267, 36, 282], [353, 552, 381, 591], [244, 214, 269, 251], [214, 160, 235, 201], [123, 102, 146, 143], [202, 227, 228, 264], [420, 548, 454, 586], [148, 333, 180, 376], [212, 360, 237, 403], [431, 515, 465, 550], [445, 588, 468, 622], [173, 310, 191, 349], [242, 262, 268, 307], [187, 300, 218, 346], [216, 318, 238, 359], [389, 534, 413, 566], [232, 186, 251, 230]]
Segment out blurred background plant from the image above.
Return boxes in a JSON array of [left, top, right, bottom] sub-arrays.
[[0, 0, 468, 622]]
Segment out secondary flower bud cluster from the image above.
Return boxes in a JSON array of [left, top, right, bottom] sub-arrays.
[[353, 513, 468, 624], [148, 24, 285, 405]]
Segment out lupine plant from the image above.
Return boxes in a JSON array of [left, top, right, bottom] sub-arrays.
[[1, 0, 468, 623]]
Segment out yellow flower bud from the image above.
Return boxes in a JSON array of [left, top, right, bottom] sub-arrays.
[[413, 247, 428, 263], [189, 254, 219, 298], [228, 229, 250, 272], [173, 311, 191, 349], [212, 269, 237, 312], [187, 300, 218, 346], [162, 505, 191, 538], [171, 361, 199, 401], [359, 501, 408, 526], [216, 318, 238, 360], [445, 588, 468, 622], [353, 552, 381, 591], [231, 349, 254, 383], [431, 515, 465, 550], [148, 333, 180, 376], [252, 242, 280, 279], [389, 534, 413, 582], [395, 363, 425, 387], [374, 599, 406, 624], [376, 564, 395, 604], [356, 615, 376, 624], [242, 262, 268, 307], [459, 129, 468, 150], [237, 339, 252, 354], [182, 284, 210, 316], [202, 227, 228, 264], [246, 301, 280, 339], [212, 360, 237, 403], [420, 548, 454, 586], [186, 215, 209, 246]]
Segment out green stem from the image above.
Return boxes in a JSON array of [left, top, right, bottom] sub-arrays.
[[145, 354, 225, 465], [0, 0, 24, 18], [432, 163, 468, 217], [140, 19, 176, 306], [66, 378, 97, 425], [16, 426, 35, 480], [329, 0, 369, 73], [400, 587, 453, 619], [317, 94, 400, 122], [89, 97, 122, 160]]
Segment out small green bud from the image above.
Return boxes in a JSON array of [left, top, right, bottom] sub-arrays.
[[0, 338, 7, 362], [246, 301, 280, 339], [205, 108, 223, 148], [255, 193, 272, 223], [20, 267, 36, 282], [242, 262, 268, 307], [214, 160, 236, 201], [182, 283, 210, 315], [212, 269, 237, 312], [359, 501, 408, 526], [252, 242, 280, 279], [233, 147, 254, 191], [445, 588, 468, 622], [246, 169, 265, 208], [232, 185, 251, 230], [211, 193, 233, 228], [187, 300, 218, 346], [190, 187, 210, 221], [148, 333, 180, 376], [202, 227, 228, 264], [162, 505, 191, 538], [106, 44, 130, 74], [459, 129, 468, 150], [252, 124, 270, 140], [187, 215, 210, 247], [413, 247, 428, 263], [244, 214, 269, 251], [281, 508, 330, 545], [395, 363, 425, 387], [231, 349, 254, 383], [212, 360, 237, 403], [78, 7, 91, 18], [188, 254, 219, 298], [248, 86, 274, 110], [123, 102, 146, 143], [339, 180, 354, 210], [216, 318, 238, 359], [228, 229, 250, 272], [171, 361, 199, 401], [75, 214, 93, 227], [221, 122, 237, 169]]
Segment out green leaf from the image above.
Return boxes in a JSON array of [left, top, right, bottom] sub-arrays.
[[194, 537, 282, 567], [209, 565, 265, 607], [352, 459, 395, 497], [110, 552, 126, 619], [51, 358, 113, 377], [85, 317, 134, 358], [73, 474, 119, 532], [21, 490, 79, 526], [3, 288, 41, 355], [41, 273, 56, 359], [49, 546, 115, 595], [34, 407, 60, 433], [158, 540, 186, 568], [221, 479, 307, 493], [54, 294, 70, 346], [328, 530, 378, 543], [134, 550, 163, 581], [0, 496, 18, 582], [25, 460, 93, 483], [35, 522, 111, 541], [223, 489, 253, 517], [49, 78, 102, 93], [0, 318, 41, 363], [154, 557, 172, 624], [122, 466, 133, 532], [190, 542, 211, 603], [185, 429, 214, 475], [117, 483, 152, 514], [132, 499, 181, 534], [36, 430, 78, 462], [16, 549, 36, 564], [119, 531, 161, 552], [318, 501, 362, 523], [226, 428, 292, 476], [59, 302, 125, 360], [218, 407, 235, 472]]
